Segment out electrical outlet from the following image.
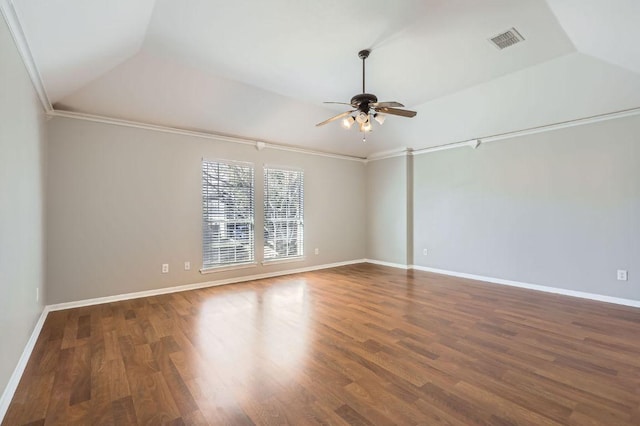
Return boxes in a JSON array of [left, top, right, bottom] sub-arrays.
[[184, 261, 191, 271], [162, 263, 169, 274], [617, 270, 628, 281], [36, 288, 39, 302], [314, 248, 319, 255], [423, 249, 428, 256]]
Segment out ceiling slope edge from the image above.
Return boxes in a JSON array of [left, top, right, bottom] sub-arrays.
[[48, 110, 368, 163], [546, 0, 640, 75], [0, 0, 51, 111], [54, 1, 157, 106], [55, 3, 157, 108]]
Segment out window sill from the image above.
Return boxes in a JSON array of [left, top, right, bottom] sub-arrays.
[[261, 256, 306, 266], [200, 262, 257, 274]]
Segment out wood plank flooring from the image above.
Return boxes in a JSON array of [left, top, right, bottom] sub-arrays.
[[3, 263, 640, 425]]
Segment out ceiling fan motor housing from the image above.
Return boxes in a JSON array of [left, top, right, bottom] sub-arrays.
[[351, 93, 378, 113]]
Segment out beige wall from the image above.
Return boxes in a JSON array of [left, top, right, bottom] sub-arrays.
[[46, 117, 366, 304], [0, 14, 46, 403], [413, 115, 640, 301], [365, 156, 410, 265]]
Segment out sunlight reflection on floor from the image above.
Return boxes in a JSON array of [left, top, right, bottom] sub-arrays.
[[196, 279, 311, 397]]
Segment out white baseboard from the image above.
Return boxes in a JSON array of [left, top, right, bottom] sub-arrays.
[[411, 265, 640, 308], [364, 260, 640, 308], [0, 307, 49, 422], [364, 258, 410, 270], [47, 259, 367, 312]]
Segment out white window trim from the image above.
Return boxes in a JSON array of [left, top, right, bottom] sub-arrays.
[[261, 256, 306, 266], [200, 261, 258, 274]]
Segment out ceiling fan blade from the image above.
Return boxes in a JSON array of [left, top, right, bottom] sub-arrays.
[[375, 107, 417, 118], [372, 101, 405, 108], [315, 110, 355, 127], [323, 101, 354, 106]]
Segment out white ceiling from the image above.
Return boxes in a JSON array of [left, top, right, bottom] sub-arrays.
[[11, 0, 640, 157]]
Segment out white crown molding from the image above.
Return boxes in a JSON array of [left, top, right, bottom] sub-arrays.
[[46, 259, 367, 311], [48, 105, 640, 163], [48, 110, 367, 163], [50, 109, 259, 146], [480, 106, 640, 145], [0, 307, 48, 423], [365, 147, 411, 162], [412, 140, 476, 156], [413, 106, 640, 157], [411, 265, 640, 308], [0, 0, 52, 112], [261, 141, 367, 163]]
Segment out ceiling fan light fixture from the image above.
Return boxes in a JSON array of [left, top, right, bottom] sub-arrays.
[[356, 111, 368, 124], [373, 113, 386, 125], [342, 116, 355, 129], [360, 121, 372, 132]]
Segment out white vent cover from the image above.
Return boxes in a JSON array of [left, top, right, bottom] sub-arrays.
[[489, 28, 524, 50]]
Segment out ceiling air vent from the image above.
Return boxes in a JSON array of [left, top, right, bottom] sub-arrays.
[[489, 28, 524, 50]]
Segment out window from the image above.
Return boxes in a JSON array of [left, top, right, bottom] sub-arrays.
[[202, 160, 254, 269], [264, 167, 304, 261]]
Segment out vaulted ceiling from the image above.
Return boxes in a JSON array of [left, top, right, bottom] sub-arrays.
[[10, 0, 640, 157]]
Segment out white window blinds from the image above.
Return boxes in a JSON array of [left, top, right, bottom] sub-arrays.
[[202, 160, 255, 268], [264, 167, 304, 261]]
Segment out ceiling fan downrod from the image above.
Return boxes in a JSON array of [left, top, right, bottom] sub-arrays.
[[359, 49, 370, 93]]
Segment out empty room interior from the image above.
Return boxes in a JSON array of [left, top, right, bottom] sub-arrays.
[[2, 0, 640, 425]]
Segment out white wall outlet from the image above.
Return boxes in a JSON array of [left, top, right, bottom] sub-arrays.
[[423, 249, 428, 256], [184, 261, 191, 271], [314, 248, 319, 255], [617, 270, 628, 281], [162, 263, 169, 274], [36, 287, 39, 302]]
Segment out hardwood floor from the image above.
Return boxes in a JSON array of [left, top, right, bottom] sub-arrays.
[[3, 263, 640, 425]]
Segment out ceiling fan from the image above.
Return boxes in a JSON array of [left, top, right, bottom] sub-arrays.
[[316, 49, 417, 138]]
